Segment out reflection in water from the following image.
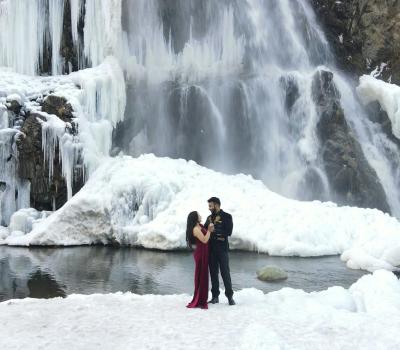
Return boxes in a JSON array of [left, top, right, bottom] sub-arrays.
[[0, 246, 368, 302], [27, 269, 66, 299]]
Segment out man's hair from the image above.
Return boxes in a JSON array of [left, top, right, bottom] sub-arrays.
[[208, 197, 221, 206]]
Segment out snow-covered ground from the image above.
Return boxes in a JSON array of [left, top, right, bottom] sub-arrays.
[[0, 270, 399, 350], [1, 154, 400, 273]]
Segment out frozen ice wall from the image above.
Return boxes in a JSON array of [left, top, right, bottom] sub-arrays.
[[0, 56, 125, 224], [0, 0, 122, 75], [1, 0, 400, 224], [0, 0, 127, 224]]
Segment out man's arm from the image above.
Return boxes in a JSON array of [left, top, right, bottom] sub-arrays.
[[226, 213, 233, 236], [204, 216, 211, 229]]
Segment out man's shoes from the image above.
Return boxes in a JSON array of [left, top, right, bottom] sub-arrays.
[[228, 298, 235, 306], [209, 297, 219, 304]]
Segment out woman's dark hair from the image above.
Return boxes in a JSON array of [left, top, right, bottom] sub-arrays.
[[186, 211, 199, 249]]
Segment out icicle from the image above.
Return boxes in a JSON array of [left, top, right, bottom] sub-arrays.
[[82, 0, 123, 67], [0, 129, 20, 225], [49, 0, 65, 75], [38, 112, 79, 200], [70, 0, 83, 44], [0, 0, 66, 75], [70, 0, 84, 68], [69, 56, 126, 174], [0, 0, 46, 75]]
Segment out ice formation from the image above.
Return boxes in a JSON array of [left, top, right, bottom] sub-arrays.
[[357, 74, 400, 140], [1, 154, 399, 273]]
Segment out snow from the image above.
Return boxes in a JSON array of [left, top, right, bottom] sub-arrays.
[[357, 74, 400, 139], [0, 270, 399, 349], [8, 207, 50, 234], [2, 154, 400, 273]]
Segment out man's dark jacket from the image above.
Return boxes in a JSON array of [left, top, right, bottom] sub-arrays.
[[204, 210, 233, 250]]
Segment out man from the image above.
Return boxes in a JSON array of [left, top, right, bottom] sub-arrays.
[[204, 197, 235, 305]]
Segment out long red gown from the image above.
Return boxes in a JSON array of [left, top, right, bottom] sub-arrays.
[[186, 224, 209, 309]]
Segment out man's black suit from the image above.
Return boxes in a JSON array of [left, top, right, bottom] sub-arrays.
[[204, 209, 233, 299]]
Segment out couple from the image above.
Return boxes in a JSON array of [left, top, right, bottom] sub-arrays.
[[186, 197, 235, 309]]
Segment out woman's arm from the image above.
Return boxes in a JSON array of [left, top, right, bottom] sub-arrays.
[[193, 226, 211, 243]]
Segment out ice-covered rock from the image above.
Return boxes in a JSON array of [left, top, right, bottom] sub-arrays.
[[8, 208, 42, 234], [357, 75, 400, 140]]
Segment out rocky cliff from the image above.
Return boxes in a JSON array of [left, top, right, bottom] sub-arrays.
[[312, 0, 400, 84]]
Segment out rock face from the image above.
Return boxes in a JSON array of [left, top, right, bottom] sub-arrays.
[[15, 96, 82, 211], [312, 70, 390, 213], [257, 266, 288, 282], [312, 0, 400, 84]]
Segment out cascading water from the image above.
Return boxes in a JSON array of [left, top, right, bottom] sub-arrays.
[[115, 0, 400, 214], [1, 0, 400, 223], [113, 0, 332, 201]]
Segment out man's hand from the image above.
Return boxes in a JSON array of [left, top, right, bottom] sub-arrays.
[[208, 223, 215, 233]]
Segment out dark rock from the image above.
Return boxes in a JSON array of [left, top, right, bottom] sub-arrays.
[[42, 95, 78, 135], [280, 75, 300, 113], [313, 70, 390, 213], [43, 95, 73, 120], [6, 100, 22, 115]]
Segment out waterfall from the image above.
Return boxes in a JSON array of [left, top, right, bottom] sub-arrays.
[[115, 0, 333, 200], [1, 0, 400, 223], [116, 0, 400, 212]]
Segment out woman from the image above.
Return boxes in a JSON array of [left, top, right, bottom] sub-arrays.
[[186, 211, 213, 309]]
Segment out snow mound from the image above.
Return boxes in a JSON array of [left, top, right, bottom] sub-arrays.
[[2, 154, 400, 272], [0, 270, 399, 350]]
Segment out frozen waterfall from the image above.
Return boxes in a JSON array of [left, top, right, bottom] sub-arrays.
[[1, 0, 400, 224]]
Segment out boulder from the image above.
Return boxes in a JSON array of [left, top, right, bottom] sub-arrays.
[[257, 266, 288, 282]]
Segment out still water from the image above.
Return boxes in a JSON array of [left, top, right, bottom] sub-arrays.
[[0, 246, 368, 302]]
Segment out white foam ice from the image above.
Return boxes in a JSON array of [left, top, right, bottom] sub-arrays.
[[2, 154, 400, 273]]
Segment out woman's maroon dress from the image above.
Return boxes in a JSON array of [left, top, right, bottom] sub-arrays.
[[186, 224, 209, 309]]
